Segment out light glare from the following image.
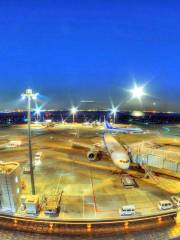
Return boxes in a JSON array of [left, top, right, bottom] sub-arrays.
[[111, 107, 118, 115], [32, 93, 39, 100], [71, 107, 78, 114], [131, 85, 145, 100], [21, 94, 26, 100], [35, 107, 41, 115]]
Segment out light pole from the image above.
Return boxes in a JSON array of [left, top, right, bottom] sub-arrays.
[[111, 107, 118, 123], [21, 89, 38, 195], [71, 107, 78, 123], [35, 107, 41, 122]]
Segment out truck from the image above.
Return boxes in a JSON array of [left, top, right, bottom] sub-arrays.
[[44, 194, 61, 217], [121, 174, 137, 188]]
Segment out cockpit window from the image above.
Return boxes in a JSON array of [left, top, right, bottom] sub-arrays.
[[120, 160, 129, 163]]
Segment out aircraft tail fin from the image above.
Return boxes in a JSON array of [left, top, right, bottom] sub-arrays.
[[104, 120, 112, 129]]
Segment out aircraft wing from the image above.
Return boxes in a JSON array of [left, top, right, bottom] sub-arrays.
[[71, 140, 106, 152], [72, 141, 92, 149]]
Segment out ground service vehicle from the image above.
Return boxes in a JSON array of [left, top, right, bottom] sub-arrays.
[[44, 195, 61, 217], [119, 205, 135, 216], [121, 174, 136, 188], [158, 200, 173, 210]]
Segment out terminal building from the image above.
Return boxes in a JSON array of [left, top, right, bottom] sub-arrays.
[[0, 162, 21, 213]]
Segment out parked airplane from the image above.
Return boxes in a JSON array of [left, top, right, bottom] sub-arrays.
[[104, 121, 144, 134], [83, 120, 103, 127], [72, 133, 130, 170], [91, 120, 102, 127]]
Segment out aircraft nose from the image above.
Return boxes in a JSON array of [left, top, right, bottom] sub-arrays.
[[111, 151, 128, 161], [111, 151, 130, 169]]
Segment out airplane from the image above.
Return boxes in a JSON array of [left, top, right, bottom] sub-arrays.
[[91, 120, 102, 127], [83, 120, 103, 127], [72, 133, 130, 170], [104, 121, 144, 134], [82, 121, 91, 126]]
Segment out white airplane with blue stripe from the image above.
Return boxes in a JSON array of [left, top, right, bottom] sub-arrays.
[[104, 121, 144, 134], [72, 132, 130, 170]]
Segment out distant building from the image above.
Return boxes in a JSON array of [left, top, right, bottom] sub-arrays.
[[0, 162, 21, 213]]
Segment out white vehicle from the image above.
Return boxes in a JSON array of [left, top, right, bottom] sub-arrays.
[[158, 200, 173, 210], [7, 140, 22, 148], [34, 152, 43, 166], [72, 133, 130, 170], [23, 165, 35, 174], [171, 196, 180, 207], [119, 205, 135, 216], [121, 174, 136, 188], [34, 152, 43, 161]]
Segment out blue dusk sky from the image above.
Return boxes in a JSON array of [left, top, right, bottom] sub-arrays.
[[0, 0, 180, 111]]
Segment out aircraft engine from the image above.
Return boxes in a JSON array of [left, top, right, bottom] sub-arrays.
[[87, 150, 99, 161]]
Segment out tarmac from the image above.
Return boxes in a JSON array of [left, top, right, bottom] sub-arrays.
[[0, 123, 179, 239]]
